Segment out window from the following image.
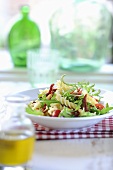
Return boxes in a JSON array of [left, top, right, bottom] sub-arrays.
[[0, 0, 113, 63]]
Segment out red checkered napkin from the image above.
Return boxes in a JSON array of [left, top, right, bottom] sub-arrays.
[[34, 116, 113, 140]]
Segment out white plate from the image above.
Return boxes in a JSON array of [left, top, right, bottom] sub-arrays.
[[16, 88, 113, 130]]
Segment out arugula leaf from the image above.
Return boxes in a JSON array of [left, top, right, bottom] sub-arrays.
[[40, 99, 60, 107], [100, 103, 113, 114], [75, 100, 82, 111], [89, 107, 100, 115], [26, 106, 44, 116], [59, 107, 75, 118], [61, 74, 78, 88], [38, 93, 47, 100], [93, 89, 101, 96], [60, 74, 101, 97], [79, 111, 96, 117]]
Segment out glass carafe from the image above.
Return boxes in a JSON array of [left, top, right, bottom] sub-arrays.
[[49, 0, 112, 72]]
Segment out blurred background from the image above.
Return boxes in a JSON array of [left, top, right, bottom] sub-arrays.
[[0, 0, 66, 48], [0, 0, 113, 61], [0, 0, 113, 94]]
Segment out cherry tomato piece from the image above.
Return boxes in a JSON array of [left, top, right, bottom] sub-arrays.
[[95, 103, 104, 110], [52, 110, 61, 117]]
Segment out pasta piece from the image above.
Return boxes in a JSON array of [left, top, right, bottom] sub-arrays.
[[39, 88, 49, 96], [48, 107, 56, 115], [86, 94, 98, 106], [48, 103, 63, 116], [50, 103, 63, 110], [46, 94, 52, 100], [30, 100, 41, 110], [56, 80, 72, 93], [55, 92, 76, 109]]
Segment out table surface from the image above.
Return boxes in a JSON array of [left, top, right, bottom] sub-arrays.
[[32, 138, 113, 170], [0, 50, 113, 170]]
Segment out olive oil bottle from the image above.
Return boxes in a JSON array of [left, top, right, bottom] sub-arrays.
[[0, 95, 35, 168]]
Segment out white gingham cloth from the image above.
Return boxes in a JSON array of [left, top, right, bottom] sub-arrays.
[[34, 116, 113, 140]]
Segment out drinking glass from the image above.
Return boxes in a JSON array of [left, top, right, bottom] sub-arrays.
[[27, 48, 60, 88]]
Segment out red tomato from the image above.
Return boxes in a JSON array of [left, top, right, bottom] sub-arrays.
[[95, 103, 104, 110], [52, 110, 61, 117]]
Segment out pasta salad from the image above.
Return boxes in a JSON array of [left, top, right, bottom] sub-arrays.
[[26, 75, 113, 118]]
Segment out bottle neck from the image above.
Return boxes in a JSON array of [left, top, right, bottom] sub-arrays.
[[5, 95, 30, 118], [8, 103, 26, 118], [20, 5, 30, 19]]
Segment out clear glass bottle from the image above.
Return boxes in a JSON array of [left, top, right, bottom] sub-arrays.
[[49, 0, 112, 72], [0, 95, 35, 168], [7, 5, 41, 67]]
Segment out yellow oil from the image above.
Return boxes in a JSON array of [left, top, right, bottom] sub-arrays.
[[0, 135, 35, 166]]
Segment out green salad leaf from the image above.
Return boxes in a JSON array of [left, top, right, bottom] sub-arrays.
[[100, 103, 113, 115], [26, 105, 44, 116], [59, 107, 75, 118], [39, 99, 60, 107]]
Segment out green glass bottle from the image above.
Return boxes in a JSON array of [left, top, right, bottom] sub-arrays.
[[7, 5, 41, 67]]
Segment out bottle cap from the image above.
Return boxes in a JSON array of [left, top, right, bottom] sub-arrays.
[[5, 94, 30, 104], [20, 5, 30, 15]]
